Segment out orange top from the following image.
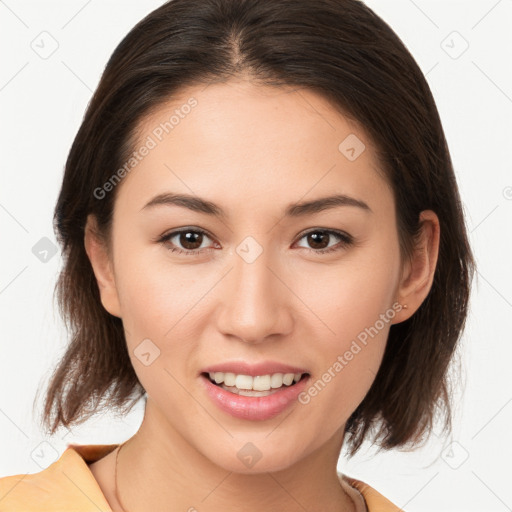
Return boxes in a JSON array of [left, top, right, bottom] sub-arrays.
[[0, 444, 404, 511]]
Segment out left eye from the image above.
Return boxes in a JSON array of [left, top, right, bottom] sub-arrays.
[[295, 229, 353, 253], [158, 228, 353, 256]]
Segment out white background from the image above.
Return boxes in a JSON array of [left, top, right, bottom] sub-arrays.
[[0, 1, 511, 511]]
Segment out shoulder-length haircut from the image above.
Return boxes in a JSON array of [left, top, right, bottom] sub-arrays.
[[38, 0, 475, 456]]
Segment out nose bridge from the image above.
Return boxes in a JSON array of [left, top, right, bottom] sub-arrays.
[[218, 237, 291, 343]]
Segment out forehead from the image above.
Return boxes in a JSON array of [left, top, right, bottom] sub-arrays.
[[115, 80, 392, 219]]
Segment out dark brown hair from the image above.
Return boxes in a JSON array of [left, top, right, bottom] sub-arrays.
[[37, 0, 475, 457]]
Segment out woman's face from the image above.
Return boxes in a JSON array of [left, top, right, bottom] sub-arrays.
[[98, 80, 407, 472]]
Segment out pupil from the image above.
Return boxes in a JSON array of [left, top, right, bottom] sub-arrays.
[[181, 231, 202, 250], [308, 232, 329, 249]]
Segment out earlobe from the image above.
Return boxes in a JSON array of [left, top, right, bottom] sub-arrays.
[[394, 210, 440, 323], [84, 214, 122, 318]]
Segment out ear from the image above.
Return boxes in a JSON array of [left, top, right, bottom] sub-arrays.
[[84, 214, 122, 318], [392, 210, 440, 324]]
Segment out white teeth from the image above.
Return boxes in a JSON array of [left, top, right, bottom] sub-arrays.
[[270, 373, 283, 388], [283, 373, 294, 386], [207, 371, 305, 391], [224, 372, 236, 386], [253, 375, 271, 391], [235, 374, 253, 390]]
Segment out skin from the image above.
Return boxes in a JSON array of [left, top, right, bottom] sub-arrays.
[[85, 79, 440, 511]]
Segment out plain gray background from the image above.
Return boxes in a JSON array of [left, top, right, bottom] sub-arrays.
[[1, 1, 511, 510]]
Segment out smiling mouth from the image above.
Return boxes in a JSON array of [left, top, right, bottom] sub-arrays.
[[201, 371, 310, 397]]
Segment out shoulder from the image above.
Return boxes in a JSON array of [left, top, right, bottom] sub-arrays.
[[339, 472, 405, 512], [0, 444, 117, 512]]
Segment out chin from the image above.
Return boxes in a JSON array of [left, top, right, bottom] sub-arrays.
[[198, 435, 309, 475]]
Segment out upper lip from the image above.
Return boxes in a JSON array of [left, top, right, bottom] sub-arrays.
[[201, 361, 309, 377]]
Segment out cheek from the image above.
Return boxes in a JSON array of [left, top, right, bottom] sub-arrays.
[[298, 244, 400, 420], [114, 245, 192, 333], [113, 249, 207, 382], [308, 249, 400, 343], [114, 258, 198, 403], [298, 304, 392, 437]]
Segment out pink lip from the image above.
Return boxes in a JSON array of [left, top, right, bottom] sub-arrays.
[[200, 373, 310, 421], [201, 360, 309, 377]]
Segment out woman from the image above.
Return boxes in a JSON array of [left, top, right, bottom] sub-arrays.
[[0, 0, 475, 510]]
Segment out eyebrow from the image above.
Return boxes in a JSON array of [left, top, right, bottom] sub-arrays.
[[140, 192, 372, 218]]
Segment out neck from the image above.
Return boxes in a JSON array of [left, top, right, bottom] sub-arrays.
[[114, 398, 355, 512]]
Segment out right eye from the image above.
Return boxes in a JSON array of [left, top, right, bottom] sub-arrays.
[[158, 228, 218, 256]]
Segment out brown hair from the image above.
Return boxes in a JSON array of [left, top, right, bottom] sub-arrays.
[[37, 0, 475, 457]]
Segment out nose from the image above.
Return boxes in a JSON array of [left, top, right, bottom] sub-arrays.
[[216, 246, 293, 344]]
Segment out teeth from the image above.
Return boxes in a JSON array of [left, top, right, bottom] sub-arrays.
[[270, 373, 282, 388], [283, 373, 295, 386], [208, 371, 304, 391], [224, 372, 236, 387], [236, 374, 255, 390]]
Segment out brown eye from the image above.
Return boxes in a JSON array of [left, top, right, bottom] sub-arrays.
[[306, 231, 330, 250], [158, 227, 353, 257], [296, 229, 353, 254], [159, 228, 216, 256], [176, 231, 204, 250]]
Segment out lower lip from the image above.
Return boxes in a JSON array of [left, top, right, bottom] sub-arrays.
[[200, 374, 310, 421]]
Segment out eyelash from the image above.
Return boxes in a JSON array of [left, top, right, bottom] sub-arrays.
[[157, 227, 354, 257]]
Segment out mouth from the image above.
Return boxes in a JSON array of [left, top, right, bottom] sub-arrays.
[[199, 367, 312, 421], [200, 371, 310, 397]]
